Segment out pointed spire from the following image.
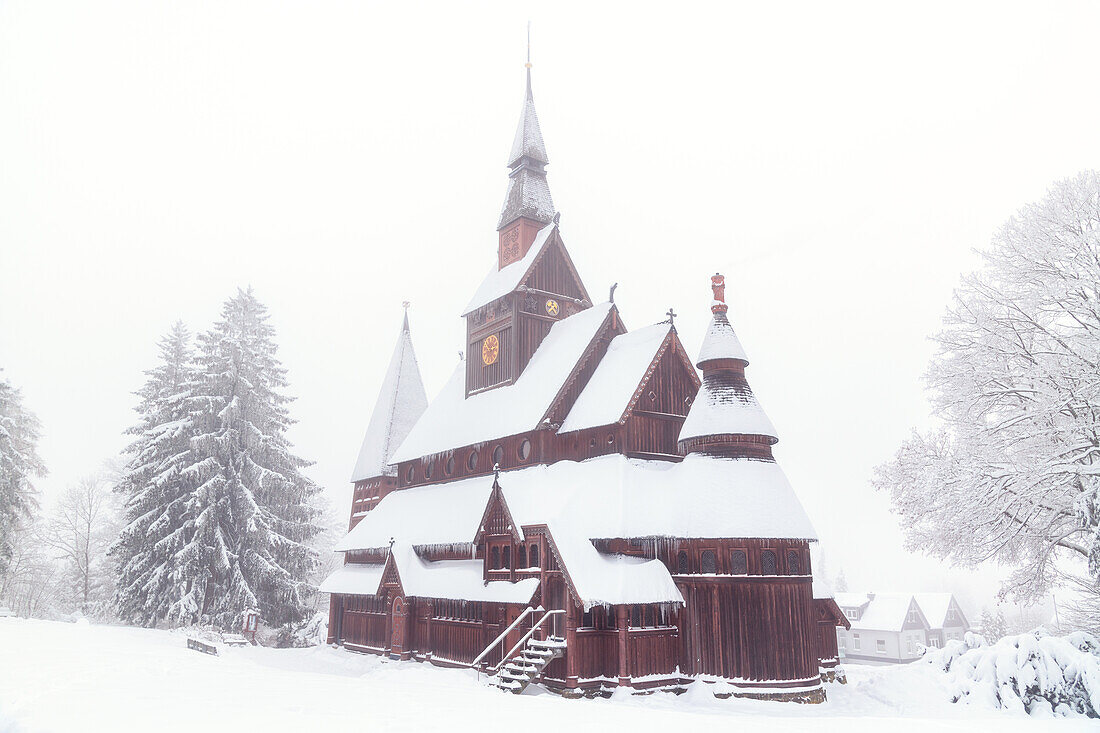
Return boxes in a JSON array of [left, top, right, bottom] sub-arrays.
[[498, 36, 554, 231], [350, 308, 429, 482]]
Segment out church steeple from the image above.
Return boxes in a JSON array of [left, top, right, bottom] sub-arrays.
[[497, 55, 555, 268]]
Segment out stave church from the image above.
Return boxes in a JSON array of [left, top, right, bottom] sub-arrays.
[[321, 60, 848, 701]]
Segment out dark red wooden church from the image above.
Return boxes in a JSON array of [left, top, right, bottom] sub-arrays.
[[323, 63, 848, 701]]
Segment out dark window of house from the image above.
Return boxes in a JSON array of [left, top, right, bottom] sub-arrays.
[[581, 609, 593, 627], [761, 550, 777, 575], [517, 545, 527, 568], [445, 456, 455, 476], [731, 550, 748, 575], [529, 544, 539, 567], [677, 551, 689, 574], [518, 439, 532, 461], [492, 445, 504, 467], [701, 550, 717, 574], [631, 605, 642, 627], [644, 605, 655, 627], [786, 550, 800, 575], [502, 545, 511, 569], [490, 546, 501, 570]]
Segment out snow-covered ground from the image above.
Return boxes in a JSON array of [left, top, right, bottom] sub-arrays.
[[0, 619, 1092, 732]]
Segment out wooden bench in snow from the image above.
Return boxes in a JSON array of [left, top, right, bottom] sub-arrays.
[[221, 634, 249, 647], [187, 638, 219, 656]]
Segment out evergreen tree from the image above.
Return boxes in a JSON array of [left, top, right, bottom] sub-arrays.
[[177, 289, 320, 627], [0, 375, 46, 576], [112, 322, 198, 625]]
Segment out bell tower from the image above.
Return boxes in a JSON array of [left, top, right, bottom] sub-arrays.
[[496, 54, 555, 269]]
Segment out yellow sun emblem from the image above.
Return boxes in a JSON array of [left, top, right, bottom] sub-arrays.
[[545, 299, 560, 316], [482, 334, 499, 366]]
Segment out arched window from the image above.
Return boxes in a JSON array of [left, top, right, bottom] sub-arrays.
[[517, 545, 527, 568], [731, 550, 748, 575], [529, 544, 539, 567], [492, 445, 504, 467], [786, 550, 800, 574], [677, 551, 689, 574], [490, 546, 501, 570], [502, 545, 511, 569], [761, 550, 777, 575], [701, 550, 717, 574]]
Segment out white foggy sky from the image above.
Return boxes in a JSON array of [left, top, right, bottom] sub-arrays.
[[3, 1, 1100, 612]]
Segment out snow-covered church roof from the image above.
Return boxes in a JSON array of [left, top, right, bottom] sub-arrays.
[[333, 452, 815, 609], [389, 302, 615, 463], [350, 312, 429, 482], [462, 220, 557, 316], [558, 322, 673, 433]]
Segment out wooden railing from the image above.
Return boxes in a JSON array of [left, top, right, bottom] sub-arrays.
[[471, 606, 541, 667], [493, 609, 565, 671]]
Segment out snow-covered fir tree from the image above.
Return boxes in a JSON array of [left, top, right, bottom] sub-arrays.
[[176, 289, 321, 627], [112, 322, 200, 625], [0, 374, 47, 577]]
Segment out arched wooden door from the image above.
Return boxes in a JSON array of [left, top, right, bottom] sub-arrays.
[[390, 596, 407, 657]]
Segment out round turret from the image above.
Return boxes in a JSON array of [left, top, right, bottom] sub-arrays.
[[678, 274, 778, 460]]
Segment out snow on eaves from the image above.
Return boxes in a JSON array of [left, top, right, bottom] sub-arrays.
[[389, 302, 614, 463], [558, 323, 670, 434], [696, 311, 748, 366], [550, 528, 683, 610], [334, 476, 493, 551], [391, 544, 538, 604], [350, 322, 428, 482], [319, 563, 385, 595], [462, 221, 557, 316]]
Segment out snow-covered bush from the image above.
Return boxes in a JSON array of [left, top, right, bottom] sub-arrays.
[[923, 629, 1100, 718]]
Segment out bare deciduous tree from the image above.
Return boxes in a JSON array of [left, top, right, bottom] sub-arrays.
[[875, 171, 1100, 615]]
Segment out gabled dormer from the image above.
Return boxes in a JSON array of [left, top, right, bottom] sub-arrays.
[[461, 66, 591, 398]]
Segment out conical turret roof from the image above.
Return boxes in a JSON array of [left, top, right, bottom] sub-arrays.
[[350, 311, 429, 482]]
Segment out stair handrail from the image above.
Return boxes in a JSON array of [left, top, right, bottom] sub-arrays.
[[471, 605, 542, 667], [494, 609, 565, 671]]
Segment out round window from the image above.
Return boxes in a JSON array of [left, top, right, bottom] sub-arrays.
[[445, 456, 455, 476], [424, 462, 432, 480], [607, 433, 614, 445], [405, 465, 415, 483], [492, 445, 504, 467], [467, 451, 479, 472], [518, 439, 532, 461]]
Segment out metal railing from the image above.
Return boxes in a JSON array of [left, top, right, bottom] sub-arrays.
[[471, 605, 541, 668], [493, 609, 565, 671]]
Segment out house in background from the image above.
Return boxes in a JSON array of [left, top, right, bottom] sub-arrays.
[[834, 592, 970, 665]]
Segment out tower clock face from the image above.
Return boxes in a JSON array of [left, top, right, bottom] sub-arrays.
[[482, 334, 500, 366], [545, 299, 560, 316]]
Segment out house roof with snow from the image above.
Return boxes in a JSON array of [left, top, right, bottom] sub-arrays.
[[350, 312, 429, 482], [835, 592, 931, 632], [914, 593, 964, 628], [390, 302, 615, 462]]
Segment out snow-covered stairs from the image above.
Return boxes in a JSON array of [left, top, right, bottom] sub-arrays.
[[490, 638, 566, 694]]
